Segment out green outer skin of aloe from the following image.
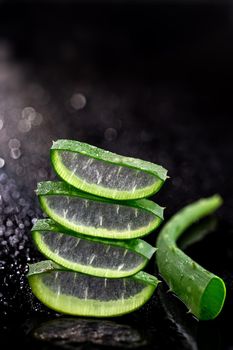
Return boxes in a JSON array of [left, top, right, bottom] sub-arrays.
[[156, 195, 226, 320]]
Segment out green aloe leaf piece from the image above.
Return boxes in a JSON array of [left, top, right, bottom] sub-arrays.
[[36, 181, 164, 240], [32, 219, 156, 278], [156, 195, 226, 320], [50, 139, 168, 200], [27, 260, 160, 317]]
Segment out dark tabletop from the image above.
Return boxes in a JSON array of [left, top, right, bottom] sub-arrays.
[[0, 2, 233, 349]]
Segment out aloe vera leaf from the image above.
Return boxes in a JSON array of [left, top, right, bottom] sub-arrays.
[[31, 219, 156, 278], [156, 195, 226, 320], [36, 181, 164, 240], [27, 260, 160, 317], [50, 139, 168, 200]]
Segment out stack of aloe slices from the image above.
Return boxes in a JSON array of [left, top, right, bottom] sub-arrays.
[[28, 140, 167, 317]]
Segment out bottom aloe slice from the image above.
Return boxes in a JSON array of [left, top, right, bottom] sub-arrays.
[[28, 260, 159, 317], [31, 219, 156, 278]]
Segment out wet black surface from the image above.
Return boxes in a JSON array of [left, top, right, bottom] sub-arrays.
[[0, 2, 233, 349]]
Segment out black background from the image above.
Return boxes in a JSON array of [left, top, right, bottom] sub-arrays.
[[0, 1, 233, 349]]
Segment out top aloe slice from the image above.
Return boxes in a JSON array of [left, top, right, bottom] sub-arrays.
[[50, 139, 168, 200]]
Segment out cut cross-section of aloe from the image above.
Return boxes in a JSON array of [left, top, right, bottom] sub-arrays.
[[50, 139, 168, 200], [27, 260, 159, 317], [36, 182, 164, 240], [31, 219, 156, 278]]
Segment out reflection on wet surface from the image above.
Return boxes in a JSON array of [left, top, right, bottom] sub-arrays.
[[32, 317, 147, 349], [158, 283, 222, 350]]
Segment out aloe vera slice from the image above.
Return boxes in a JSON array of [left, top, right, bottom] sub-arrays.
[[27, 260, 159, 317], [50, 139, 168, 200], [36, 181, 164, 240], [31, 219, 156, 278], [156, 195, 226, 320]]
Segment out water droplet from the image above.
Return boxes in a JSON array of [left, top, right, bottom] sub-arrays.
[[6, 220, 13, 227], [0, 225, 5, 235], [171, 246, 176, 253], [10, 148, 21, 160], [18, 119, 31, 133], [0, 157, 5, 168], [22, 106, 36, 121], [8, 138, 21, 149], [0, 119, 3, 130], [104, 127, 117, 141], [12, 191, 20, 199], [70, 93, 86, 110]]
